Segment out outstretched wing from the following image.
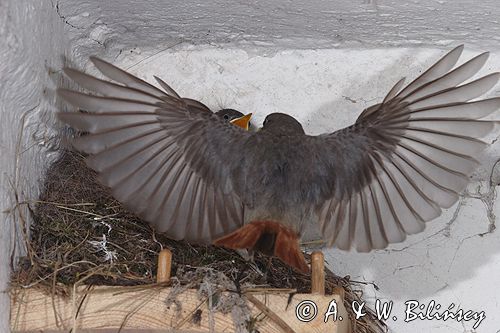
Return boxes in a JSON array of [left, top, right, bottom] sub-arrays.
[[58, 57, 250, 242], [313, 45, 500, 251]]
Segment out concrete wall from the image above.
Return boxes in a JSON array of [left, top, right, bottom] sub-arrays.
[[2, 0, 500, 332], [57, 0, 500, 58], [0, 1, 68, 331]]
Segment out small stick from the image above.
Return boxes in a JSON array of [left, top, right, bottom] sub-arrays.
[[311, 251, 325, 295], [156, 248, 172, 283]]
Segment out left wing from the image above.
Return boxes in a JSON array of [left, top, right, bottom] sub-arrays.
[[58, 57, 251, 242]]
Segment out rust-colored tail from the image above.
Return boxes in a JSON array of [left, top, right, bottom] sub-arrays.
[[214, 221, 310, 274]]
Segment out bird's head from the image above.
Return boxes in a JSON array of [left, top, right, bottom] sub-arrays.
[[261, 113, 305, 135], [216, 109, 253, 130]]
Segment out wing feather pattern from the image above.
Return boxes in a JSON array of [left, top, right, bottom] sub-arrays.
[[58, 58, 246, 242], [315, 45, 499, 251], [58, 47, 499, 253]]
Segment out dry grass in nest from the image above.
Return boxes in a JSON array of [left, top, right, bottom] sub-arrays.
[[11, 150, 387, 333]]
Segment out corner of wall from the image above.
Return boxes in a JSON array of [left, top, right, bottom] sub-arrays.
[[0, 1, 70, 331]]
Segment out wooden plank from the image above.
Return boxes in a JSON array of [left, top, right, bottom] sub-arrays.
[[12, 330, 222, 333], [11, 286, 350, 333]]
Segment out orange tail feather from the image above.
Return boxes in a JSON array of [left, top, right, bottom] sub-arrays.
[[213, 222, 263, 249], [274, 229, 310, 274], [214, 221, 310, 274]]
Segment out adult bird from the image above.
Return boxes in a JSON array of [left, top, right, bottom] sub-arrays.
[[57, 46, 500, 273]]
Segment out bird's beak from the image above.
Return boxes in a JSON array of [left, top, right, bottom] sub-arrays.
[[230, 113, 252, 130]]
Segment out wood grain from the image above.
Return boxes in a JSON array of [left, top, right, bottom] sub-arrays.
[[11, 286, 350, 333]]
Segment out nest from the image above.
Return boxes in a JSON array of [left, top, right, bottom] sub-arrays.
[[12, 150, 387, 333]]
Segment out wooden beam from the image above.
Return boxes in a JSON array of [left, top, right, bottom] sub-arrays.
[[11, 286, 349, 333]]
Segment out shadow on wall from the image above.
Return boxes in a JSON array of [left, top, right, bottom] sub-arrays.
[[305, 50, 500, 300]]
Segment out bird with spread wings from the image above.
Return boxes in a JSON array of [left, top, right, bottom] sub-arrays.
[[58, 45, 499, 273]]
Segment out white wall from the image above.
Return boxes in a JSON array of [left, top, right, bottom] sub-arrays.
[[0, 1, 68, 331], [56, 0, 500, 59], [2, 0, 500, 332]]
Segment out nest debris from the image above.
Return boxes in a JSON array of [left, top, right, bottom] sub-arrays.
[[11, 150, 387, 333]]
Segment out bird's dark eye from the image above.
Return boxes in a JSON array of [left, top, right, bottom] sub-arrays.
[[223, 114, 230, 120]]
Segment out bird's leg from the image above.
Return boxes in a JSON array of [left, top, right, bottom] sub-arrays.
[[235, 249, 254, 261], [235, 249, 264, 276], [214, 221, 310, 274]]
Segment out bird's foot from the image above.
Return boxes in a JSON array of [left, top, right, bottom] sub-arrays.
[[214, 221, 310, 274]]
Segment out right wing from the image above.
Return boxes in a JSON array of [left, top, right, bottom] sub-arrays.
[[310, 45, 500, 251]]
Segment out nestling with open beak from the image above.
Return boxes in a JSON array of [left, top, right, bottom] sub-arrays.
[[58, 46, 500, 273]]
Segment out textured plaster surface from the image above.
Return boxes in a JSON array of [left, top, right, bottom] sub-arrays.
[[0, 1, 68, 331], [2, 0, 500, 332], [56, 0, 500, 61]]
